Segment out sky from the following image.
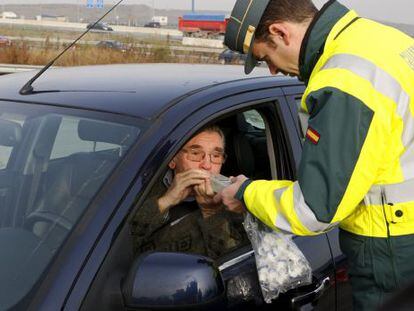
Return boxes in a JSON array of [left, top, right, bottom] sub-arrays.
[[2, 0, 413, 25]]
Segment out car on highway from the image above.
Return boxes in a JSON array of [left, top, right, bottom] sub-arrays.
[[86, 21, 113, 31], [144, 21, 161, 28], [218, 49, 247, 65], [0, 64, 351, 310], [96, 40, 128, 52], [0, 35, 11, 47]]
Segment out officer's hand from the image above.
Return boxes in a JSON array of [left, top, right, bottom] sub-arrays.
[[217, 175, 248, 214], [157, 169, 209, 213], [194, 177, 223, 218]]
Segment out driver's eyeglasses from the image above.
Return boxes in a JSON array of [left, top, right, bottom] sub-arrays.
[[180, 148, 227, 164]]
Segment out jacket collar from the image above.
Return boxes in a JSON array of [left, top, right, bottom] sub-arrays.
[[298, 0, 349, 84]]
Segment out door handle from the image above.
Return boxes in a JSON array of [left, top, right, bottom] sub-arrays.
[[290, 277, 330, 309]]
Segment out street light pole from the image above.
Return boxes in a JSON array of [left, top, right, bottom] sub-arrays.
[[76, 0, 80, 22]]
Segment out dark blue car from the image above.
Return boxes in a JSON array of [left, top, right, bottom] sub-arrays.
[[0, 64, 351, 310], [218, 49, 247, 65]]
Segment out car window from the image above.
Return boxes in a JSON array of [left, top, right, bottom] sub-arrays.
[[130, 108, 273, 264], [221, 108, 273, 180], [0, 101, 144, 310], [243, 110, 265, 129]]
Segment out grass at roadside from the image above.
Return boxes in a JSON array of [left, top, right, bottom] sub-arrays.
[[0, 40, 219, 66]]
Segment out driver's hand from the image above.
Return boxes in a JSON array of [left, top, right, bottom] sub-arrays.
[[194, 177, 223, 218], [157, 169, 209, 213]]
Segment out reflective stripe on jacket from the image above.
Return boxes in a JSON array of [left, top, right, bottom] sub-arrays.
[[243, 1, 414, 238]]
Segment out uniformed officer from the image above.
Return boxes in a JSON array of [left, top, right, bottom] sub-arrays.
[[220, 0, 414, 310], [131, 125, 247, 259]]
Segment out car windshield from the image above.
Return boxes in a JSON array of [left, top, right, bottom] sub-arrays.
[[0, 101, 143, 309]]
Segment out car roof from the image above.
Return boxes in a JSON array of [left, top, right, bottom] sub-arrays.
[[0, 64, 298, 119]]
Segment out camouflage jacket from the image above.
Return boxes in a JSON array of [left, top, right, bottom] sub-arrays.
[[130, 181, 248, 259]]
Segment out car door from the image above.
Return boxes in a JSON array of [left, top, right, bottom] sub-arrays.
[[76, 83, 337, 311], [147, 89, 336, 309]]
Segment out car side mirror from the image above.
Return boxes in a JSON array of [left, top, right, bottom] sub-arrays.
[[122, 252, 226, 310]]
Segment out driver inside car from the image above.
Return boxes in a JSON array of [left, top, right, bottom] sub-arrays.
[[131, 125, 248, 259]]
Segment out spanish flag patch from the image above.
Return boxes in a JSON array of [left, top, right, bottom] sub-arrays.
[[306, 127, 320, 145]]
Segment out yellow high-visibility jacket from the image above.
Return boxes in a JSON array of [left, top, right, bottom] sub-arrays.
[[242, 1, 414, 239]]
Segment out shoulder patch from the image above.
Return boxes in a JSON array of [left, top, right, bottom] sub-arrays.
[[306, 127, 320, 145]]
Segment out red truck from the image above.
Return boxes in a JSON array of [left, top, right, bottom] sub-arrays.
[[178, 14, 228, 38]]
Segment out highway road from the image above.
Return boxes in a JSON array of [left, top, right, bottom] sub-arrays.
[[0, 18, 183, 39]]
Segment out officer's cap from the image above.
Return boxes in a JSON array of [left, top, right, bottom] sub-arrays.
[[224, 0, 270, 74]]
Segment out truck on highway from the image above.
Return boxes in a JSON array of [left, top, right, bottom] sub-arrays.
[[178, 14, 228, 38], [151, 16, 168, 26], [1, 11, 18, 19]]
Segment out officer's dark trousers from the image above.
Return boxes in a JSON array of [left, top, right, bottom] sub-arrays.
[[339, 229, 414, 311]]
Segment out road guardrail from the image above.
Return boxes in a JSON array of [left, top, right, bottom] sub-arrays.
[[0, 63, 43, 75]]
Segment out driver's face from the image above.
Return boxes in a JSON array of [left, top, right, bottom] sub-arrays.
[[171, 131, 224, 174]]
